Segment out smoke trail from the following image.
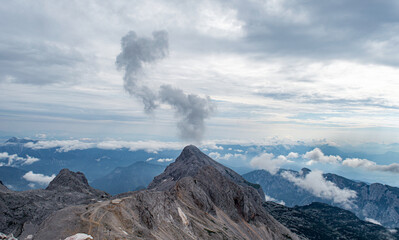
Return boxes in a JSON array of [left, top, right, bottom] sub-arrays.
[[116, 31, 215, 142], [159, 84, 215, 141], [116, 30, 168, 113]]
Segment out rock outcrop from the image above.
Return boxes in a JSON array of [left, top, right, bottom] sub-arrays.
[[0, 181, 11, 193], [0, 169, 109, 238], [32, 145, 298, 240], [264, 201, 399, 240]]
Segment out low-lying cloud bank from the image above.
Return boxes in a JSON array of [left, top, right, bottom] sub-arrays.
[[303, 148, 342, 165], [0, 152, 39, 166], [343, 158, 399, 173], [23, 171, 55, 185], [264, 194, 286, 205], [209, 152, 246, 161], [288, 148, 399, 174], [250, 152, 297, 174], [281, 170, 357, 209], [23, 139, 223, 153]]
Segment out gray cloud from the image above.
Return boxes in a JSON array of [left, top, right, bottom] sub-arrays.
[[0, 39, 83, 85], [229, 0, 399, 65], [258, 90, 399, 110], [116, 31, 215, 142], [343, 158, 399, 174]]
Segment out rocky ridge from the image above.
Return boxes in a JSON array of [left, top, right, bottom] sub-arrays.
[[264, 201, 399, 240], [32, 145, 298, 240], [0, 169, 109, 238]]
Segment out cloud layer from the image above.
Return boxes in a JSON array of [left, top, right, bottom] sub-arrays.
[[23, 171, 55, 185], [303, 148, 342, 165], [0, 152, 39, 166], [343, 158, 399, 173], [281, 170, 357, 209], [250, 152, 294, 174]]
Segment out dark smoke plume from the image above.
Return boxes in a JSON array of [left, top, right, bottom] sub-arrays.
[[116, 31, 215, 142], [116, 31, 168, 113]]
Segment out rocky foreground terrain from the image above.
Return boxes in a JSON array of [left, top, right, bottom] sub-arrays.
[[264, 201, 399, 240], [30, 145, 298, 240], [0, 169, 109, 239], [0, 145, 398, 239]]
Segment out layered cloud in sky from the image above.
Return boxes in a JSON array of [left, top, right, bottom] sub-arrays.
[[250, 152, 296, 174], [23, 171, 55, 185], [343, 158, 399, 173], [303, 148, 342, 165], [0, 0, 398, 143], [0, 152, 39, 167]]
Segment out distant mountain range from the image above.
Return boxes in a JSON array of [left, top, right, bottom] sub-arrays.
[[91, 161, 165, 195], [1, 145, 398, 239], [0, 137, 179, 190], [243, 168, 399, 228]]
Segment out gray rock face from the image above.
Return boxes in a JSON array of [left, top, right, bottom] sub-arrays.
[[264, 201, 399, 240], [0, 169, 109, 237], [33, 145, 298, 240], [149, 145, 266, 199], [0, 181, 11, 193], [244, 168, 399, 228]]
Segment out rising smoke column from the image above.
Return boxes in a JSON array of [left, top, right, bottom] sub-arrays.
[[116, 31, 215, 142], [116, 30, 168, 113]]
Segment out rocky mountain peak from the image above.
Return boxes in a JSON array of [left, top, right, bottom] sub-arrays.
[[148, 145, 266, 200], [301, 168, 311, 175], [177, 144, 204, 160], [4, 137, 36, 144], [0, 180, 11, 192], [46, 169, 92, 193]]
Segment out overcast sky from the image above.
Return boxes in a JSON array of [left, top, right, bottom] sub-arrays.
[[1, 0, 399, 144]]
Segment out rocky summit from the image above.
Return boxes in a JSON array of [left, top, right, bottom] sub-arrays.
[[30, 145, 298, 240], [0, 169, 109, 238]]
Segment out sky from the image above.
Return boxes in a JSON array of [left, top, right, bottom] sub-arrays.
[[1, 0, 399, 145]]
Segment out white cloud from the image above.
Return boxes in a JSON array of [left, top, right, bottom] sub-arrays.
[[264, 194, 286, 205], [24, 140, 95, 152], [146, 157, 154, 162], [343, 158, 399, 173], [281, 170, 357, 209], [157, 158, 174, 163], [23, 171, 56, 185], [365, 218, 382, 226], [287, 152, 299, 158], [25, 140, 185, 152], [250, 152, 293, 174], [303, 148, 342, 165], [0, 152, 39, 166], [35, 133, 47, 139], [209, 152, 246, 161]]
